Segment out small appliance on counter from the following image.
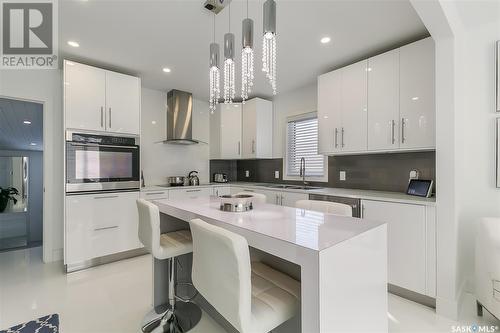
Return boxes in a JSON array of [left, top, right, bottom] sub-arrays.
[[188, 171, 200, 186], [167, 176, 185, 187], [213, 173, 228, 183]]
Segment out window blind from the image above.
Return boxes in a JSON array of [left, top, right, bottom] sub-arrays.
[[286, 115, 325, 177]]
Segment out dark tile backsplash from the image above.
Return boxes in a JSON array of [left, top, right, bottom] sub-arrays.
[[210, 151, 436, 193]]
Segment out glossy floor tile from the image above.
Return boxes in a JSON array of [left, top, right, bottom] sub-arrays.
[[0, 247, 498, 333]]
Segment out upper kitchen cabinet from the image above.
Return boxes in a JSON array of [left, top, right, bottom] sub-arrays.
[[318, 70, 341, 154], [399, 37, 435, 149], [241, 98, 273, 159], [210, 103, 242, 159], [104, 71, 141, 135], [64, 60, 141, 135], [317, 60, 368, 154], [367, 49, 400, 151], [340, 60, 368, 152], [64, 61, 106, 132]]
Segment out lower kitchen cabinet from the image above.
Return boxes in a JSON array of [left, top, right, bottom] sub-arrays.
[[65, 191, 142, 266], [212, 186, 230, 197], [140, 190, 169, 200], [280, 191, 308, 207], [361, 200, 436, 297], [231, 187, 307, 207], [169, 187, 212, 200]]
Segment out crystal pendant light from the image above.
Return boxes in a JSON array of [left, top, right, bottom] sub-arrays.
[[241, 0, 254, 103], [262, 0, 277, 95], [224, 4, 235, 104], [209, 15, 220, 114]]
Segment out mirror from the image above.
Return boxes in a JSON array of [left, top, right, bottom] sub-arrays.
[[0, 156, 29, 211]]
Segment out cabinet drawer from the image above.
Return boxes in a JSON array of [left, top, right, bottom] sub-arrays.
[[213, 187, 230, 197], [140, 191, 169, 200], [169, 187, 212, 200]]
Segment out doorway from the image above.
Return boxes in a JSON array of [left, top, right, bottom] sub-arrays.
[[0, 97, 43, 252]]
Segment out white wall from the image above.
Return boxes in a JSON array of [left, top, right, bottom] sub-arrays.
[[412, 0, 500, 319], [141, 88, 210, 186], [0, 69, 63, 262], [272, 82, 318, 158]]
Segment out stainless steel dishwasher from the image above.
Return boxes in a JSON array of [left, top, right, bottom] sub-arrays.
[[308, 194, 361, 217]]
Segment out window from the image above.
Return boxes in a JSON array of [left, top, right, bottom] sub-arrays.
[[285, 112, 327, 180]]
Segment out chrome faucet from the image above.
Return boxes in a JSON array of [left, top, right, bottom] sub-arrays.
[[299, 157, 309, 187]]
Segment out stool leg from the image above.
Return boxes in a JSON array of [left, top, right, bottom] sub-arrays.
[[169, 257, 176, 310]]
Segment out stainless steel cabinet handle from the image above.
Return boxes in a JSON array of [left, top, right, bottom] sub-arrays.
[[334, 128, 338, 148], [109, 108, 112, 128], [186, 189, 201, 193], [252, 140, 255, 154], [94, 225, 119, 231], [275, 194, 279, 205], [100, 107, 104, 128], [145, 192, 165, 195], [215, 190, 219, 197], [94, 195, 118, 199], [401, 118, 404, 143], [280, 194, 284, 206], [243, 189, 255, 192], [391, 120, 396, 144], [341, 127, 345, 148]]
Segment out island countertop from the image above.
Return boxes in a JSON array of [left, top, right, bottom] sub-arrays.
[[154, 196, 386, 252]]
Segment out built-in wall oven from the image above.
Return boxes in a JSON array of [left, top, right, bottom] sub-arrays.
[[65, 131, 140, 194]]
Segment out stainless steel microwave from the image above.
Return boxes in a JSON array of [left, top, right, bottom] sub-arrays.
[[65, 131, 140, 193]]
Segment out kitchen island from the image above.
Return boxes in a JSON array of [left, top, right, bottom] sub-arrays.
[[152, 197, 388, 333]]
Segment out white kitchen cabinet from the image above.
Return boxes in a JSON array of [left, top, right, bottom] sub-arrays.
[[318, 70, 341, 154], [64, 61, 106, 131], [399, 37, 435, 149], [237, 187, 276, 204], [64, 60, 141, 135], [317, 60, 367, 154], [361, 200, 436, 297], [241, 98, 273, 159], [105, 71, 141, 135], [213, 187, 230, 197], [280, 191, 308, 207], [210, 104, 242, 159], [340, 60, 368, 152], [65, 191, 142, 266], [169, 187, 212, 200], [367, 49, 400, 150]]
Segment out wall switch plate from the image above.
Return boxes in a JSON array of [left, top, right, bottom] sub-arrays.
[[340, 171, 346, 181], [274, 171, 280, 179], [245, 170, 250, 177]]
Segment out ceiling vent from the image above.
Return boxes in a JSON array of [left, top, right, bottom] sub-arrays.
[[203, 0, 231, 14]]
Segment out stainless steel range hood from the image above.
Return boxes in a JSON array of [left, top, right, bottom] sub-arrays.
[[163, 89, 201, 145]]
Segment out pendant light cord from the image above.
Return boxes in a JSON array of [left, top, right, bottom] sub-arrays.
[[246, 0, 249, 19], [213, 13, 215, 43], [228, 2, 231, 33]]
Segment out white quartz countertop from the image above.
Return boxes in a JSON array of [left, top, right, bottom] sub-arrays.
[[155, 197, 386, 252]]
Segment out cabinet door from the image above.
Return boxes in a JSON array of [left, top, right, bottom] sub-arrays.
[[361, 200, 426, 294], [213, 187, 230, 197], [169, 187, 212, 200], [340, 60, 368, 152], [241, 100, 257, 159], [254, 99, 273, 158], [105, 71, 141, 135], [220, 104, 242, 159], [367, 49, 400, 150], [238, 188, 276, 204], [140, 190, 169, 200], [64, 61, 106, 131], [318, 71, 341, 154], [399, 38, 435, 149], [280, 191, 308, 207], [65, 192, 141, 265]]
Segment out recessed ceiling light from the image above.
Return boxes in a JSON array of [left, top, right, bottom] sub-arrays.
[[23, 120, 31, 125], [412, 96, 419, 101], [162, 67, 171, 73], [30, 143, 36, 146], [67, 41, 80, 48], [320, 36, 331, 44], [151, 120, 157, 125]]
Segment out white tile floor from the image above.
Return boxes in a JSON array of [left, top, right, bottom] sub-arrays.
[[0, 247, 498, 333]]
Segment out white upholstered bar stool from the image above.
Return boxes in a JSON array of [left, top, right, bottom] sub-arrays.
[[137, 199, 201, 333], [235, 192, 267, 204], [189, 218, 300, 333], [296, 199, 352, 216]]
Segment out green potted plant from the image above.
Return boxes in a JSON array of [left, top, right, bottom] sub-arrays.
[[0, 187, 19, 213]]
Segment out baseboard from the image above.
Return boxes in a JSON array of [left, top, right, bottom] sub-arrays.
[[388, 284, 436, 308], [65, 247, 148, 273]]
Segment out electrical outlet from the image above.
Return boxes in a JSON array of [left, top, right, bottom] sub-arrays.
[[340, 171, 346, 181], [274, 171, 280, 179], [245, 170, 250, 178]]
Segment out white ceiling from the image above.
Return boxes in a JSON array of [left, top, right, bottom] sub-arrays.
[[0, 98, 43, 152], [59, 0, 428, 101]]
